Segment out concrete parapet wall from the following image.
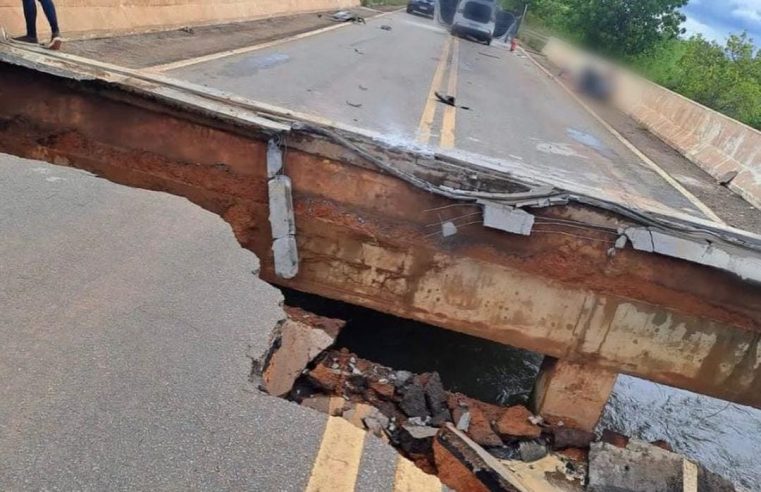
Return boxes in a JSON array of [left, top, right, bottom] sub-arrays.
[[0, 0, 358, 38], [543, 37, 761, 210]]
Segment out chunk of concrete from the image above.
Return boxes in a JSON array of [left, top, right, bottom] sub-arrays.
[[436, 424, 526, 491], [519, 440, 548, 462], [267, 138, 284, 178], [272, 236, 299, 279], [588, 440, 690, 492], [300, 395, 347, 416], [399, 424, 439, 455], [261, 313, 342, 397], [268, 175, 295, 239], [268, 172, 298, 279], [496, 405, 542, 439], [400, 384, 429, 418], [482, 201, 534, 236], [551, 427, 595, 450]]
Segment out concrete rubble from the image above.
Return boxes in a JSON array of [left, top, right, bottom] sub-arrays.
[[0, 19, 757, 492], [260, 306, 345, 396], [588, 440, 736, 492], [259, 330, 741, 491]]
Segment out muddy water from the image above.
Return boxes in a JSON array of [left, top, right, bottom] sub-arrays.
[[283, 289, 761, 490], [601, 376, 761, 491]]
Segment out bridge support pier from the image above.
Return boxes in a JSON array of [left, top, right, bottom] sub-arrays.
[[532, 358, 618, 432]]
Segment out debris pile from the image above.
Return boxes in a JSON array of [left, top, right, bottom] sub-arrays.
[[293, 348, 591, 481], [331, 10, 366, 23], [259, 309, 738, 491]]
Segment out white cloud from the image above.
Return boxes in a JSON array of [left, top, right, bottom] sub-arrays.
[[682, 16, 727, 43], [730, 0, 761, 21], [732, 8, 761, 23]]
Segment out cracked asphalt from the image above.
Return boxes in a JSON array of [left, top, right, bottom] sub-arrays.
[[0, 153, 405, 491]]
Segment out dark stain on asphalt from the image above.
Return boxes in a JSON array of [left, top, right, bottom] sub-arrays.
[[220, 53, 290, 77]]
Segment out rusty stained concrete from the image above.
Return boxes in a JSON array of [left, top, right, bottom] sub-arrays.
[[533, 359, 619, 432], [1, 65, 760, 410]]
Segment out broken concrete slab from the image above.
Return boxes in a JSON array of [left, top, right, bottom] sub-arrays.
[[501, 453, 586, 491], [519, 440, 549, 462], [447, 393, 504, 447], [433, 437, 491, 492], [300, 395, 346, 416], [481, 201, 535, 236], [424, 372, 451, 426], [307, 362, 344, 391], [467, 405, 504, 447], [496, 405, 542, 439], [588, 440, 736, 492], [551, 427, 596, 450], [261, 309, 344, 396], [435, 424, 524, 491], [400, 384, 429, 418]]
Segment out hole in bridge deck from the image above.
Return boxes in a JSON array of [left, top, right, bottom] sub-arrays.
[[280, 287, 544, 406]]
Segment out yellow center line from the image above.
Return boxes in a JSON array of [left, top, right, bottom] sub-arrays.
[[305, 416, 366, 492], [393, 455, 442, 492], [416, 36, 453, 145], [682, 459, 698, 492], [439, 37, 460, 149]]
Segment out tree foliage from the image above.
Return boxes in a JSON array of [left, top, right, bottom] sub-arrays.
[[631, 33, 761, 129], [563, 0, 687, 57], [521, 0, 761, 129]]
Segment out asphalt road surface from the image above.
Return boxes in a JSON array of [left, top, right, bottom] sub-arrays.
[[0, 153, 441, 491], [167, 11, 720, 223]]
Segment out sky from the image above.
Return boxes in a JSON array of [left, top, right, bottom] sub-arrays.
[[681, 0, 761, 44]]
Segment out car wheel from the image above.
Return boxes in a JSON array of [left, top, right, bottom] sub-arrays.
[[485, 38, 492, 45], [406, 6, 413, 13]]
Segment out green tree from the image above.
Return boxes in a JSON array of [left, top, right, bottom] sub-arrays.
[[629, 37, 687, 88], [639, 33, 761, 130], [501, 0, 570, 29], [563, 0, 688, 56]]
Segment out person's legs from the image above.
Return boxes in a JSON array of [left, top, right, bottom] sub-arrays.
[[21, 0, 38, 39], [37, 0, 60, 36]]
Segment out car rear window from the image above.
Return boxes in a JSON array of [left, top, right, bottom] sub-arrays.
[[463, 2, 492, 23]]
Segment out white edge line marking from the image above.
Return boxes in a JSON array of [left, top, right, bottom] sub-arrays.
[[518, 46, 725, 225], [148, 9, 403, 73]]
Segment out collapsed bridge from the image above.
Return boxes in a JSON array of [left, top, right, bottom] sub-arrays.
[[1, 42, 760, 432]]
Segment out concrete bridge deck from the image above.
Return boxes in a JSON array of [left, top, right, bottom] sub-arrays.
[[3, 35, 761, 421], [155, 11, 757, 232]]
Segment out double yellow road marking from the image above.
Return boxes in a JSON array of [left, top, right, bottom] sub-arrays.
[[305, 417, 366, 492], [305, 415, 442, 491], [393, 456, 442, 492], [440, 38, 460, 149], [417, 36, 460, 149]]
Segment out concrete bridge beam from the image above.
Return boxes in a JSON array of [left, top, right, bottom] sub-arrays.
[[1, 61, 760, 411], [533, 358, 619, 432]]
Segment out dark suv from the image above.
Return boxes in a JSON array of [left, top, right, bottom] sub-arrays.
[[407, 0, 435, 18]]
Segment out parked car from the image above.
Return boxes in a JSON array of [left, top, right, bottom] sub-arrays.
[[451, 0, 496, 45], [407, 0, 435, 18]]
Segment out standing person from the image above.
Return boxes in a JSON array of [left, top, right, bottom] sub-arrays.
[[13, 0, 62, 50]]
